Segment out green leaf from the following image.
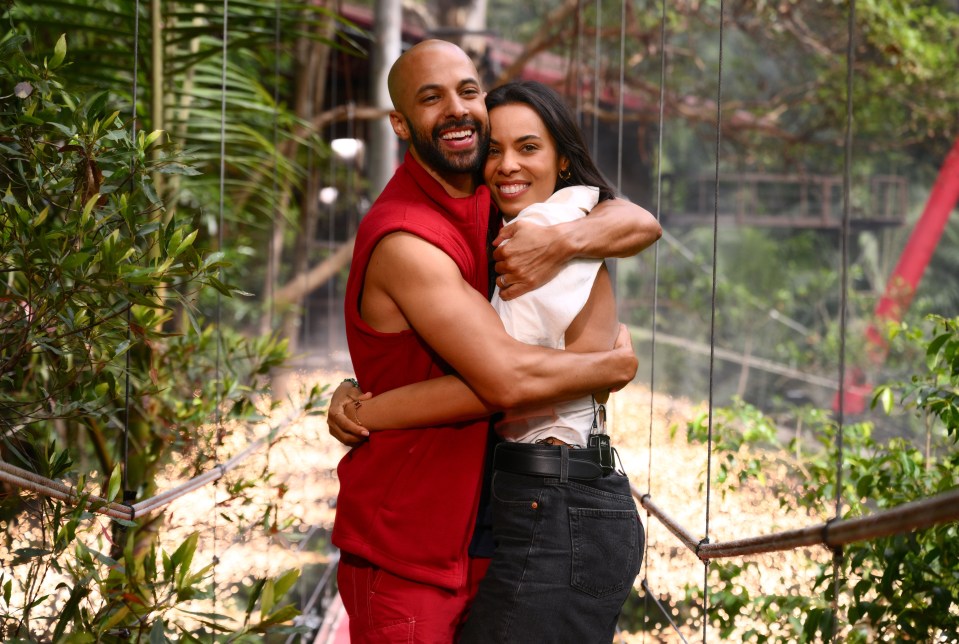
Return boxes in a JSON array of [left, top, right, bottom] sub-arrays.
[[201, 251, 226, 270], [144, 130, 165, 147], [50, 34, 67, 70], [260, 579, 275, 618], [254, 604, 300, 630], [158, 162, 202, 176], [107, 464, 122, 502], [272, 568, 300, 598], [52, 583, 90, 642], [172, 230, 198, 258], [926, 333, 950, 369], [879, 386, 894, 415], [149, 619, 168, 644], [60, 252, 91, 271], [244, 578, 266, 617], [171, 532, 199, 587], [81, 193, 99, 227]]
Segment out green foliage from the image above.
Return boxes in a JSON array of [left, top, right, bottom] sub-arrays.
[[1, 30, 302, 642], [874, 315, 959, 443], [669, 315, 959, 641]]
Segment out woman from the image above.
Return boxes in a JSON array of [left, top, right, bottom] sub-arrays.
[[332, 81, 646, 643]]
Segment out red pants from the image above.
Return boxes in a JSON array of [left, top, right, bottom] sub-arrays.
[[337, 553, 491, 643]]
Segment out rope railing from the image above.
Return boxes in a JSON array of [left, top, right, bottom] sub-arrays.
[[0, 413, 298, 522], [640, 579, 690, 644], [0, 460, 134, 521], [635, 490, 700, 554], [633, 483, 959, 561]]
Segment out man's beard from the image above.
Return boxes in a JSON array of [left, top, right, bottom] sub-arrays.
[[406, 115, 489, 176]]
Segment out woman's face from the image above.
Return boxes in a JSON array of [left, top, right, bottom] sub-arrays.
[[483, 103, 567, 220]]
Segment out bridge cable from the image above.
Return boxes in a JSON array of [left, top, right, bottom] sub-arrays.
[[830, 0, 857, 638], [701, 0, 728, 640], [642, 0, 669, 638], [592, 0, 601, 156], [213, 0, 230, 634], [122, 0, 142, 507]]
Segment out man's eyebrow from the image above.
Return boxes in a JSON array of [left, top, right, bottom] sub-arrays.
[[413, 78, 480, 96]]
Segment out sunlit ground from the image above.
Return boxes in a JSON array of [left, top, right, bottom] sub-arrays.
[[4, 369, 830, 641]]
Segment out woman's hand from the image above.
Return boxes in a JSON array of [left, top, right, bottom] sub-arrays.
[[327, 380, 372, 446]]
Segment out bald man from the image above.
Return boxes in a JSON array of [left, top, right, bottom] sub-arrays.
[[331, 40, 659, 642]]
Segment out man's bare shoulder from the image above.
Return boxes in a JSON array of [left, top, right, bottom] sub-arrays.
[[362, 230, 478, 332], [370, 231, 459, 274]]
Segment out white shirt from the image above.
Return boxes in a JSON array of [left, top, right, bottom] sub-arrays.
[[491, 186, 607, 445]]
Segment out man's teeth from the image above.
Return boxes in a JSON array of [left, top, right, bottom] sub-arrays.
[[500, 184, 528, 195], [441, 129, 473, 140]]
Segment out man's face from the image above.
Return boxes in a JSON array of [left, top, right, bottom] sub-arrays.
[[390, 44, 490, 178], [404, 106, 489, 176]]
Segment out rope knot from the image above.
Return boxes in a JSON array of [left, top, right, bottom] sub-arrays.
[[821, 517, 844, 558], [122, 489, 137, 522], [696, 536, 711, 561]]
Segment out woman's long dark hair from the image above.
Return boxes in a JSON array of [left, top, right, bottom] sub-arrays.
[[485, 80, 616, 202]]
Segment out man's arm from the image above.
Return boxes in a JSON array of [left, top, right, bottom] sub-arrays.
[[493, 198, 662, 300], [368, 231, 636, 410], [326, 322, 634, 445]]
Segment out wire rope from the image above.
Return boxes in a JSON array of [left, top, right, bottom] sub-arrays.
[[615, 0, 625, 194], [212, 0, 230, 635], [701, 0, 727, 640], [269, 0, 281, 332], [326, 27, 339, 363], [642, 0, 669, 638], [575, 0, 584, 126], [122, 0, 143, 499], [830, 0, 857, 638], [592, 0, 601, 156]]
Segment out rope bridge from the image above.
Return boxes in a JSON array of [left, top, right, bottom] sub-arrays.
[[4, 0, 958, 642]]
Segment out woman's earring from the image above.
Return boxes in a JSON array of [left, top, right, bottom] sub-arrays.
[[559, 167, 571, 180]]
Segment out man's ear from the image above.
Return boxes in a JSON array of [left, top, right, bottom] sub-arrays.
[[389, 111, 409, 141]]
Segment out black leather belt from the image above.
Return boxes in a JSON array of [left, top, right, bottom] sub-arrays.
[[492, 442, 611, 481]]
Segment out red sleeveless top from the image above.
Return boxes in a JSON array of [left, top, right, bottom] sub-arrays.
[[333, 152, 493, 589]]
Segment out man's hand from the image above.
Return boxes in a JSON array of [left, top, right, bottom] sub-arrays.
[[610, 324, 637, 392], [492, 219, 570, 301], [492, 198, 662, 302], [327, 380, 371, 446]]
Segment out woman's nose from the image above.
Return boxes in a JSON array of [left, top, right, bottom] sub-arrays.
[[497, 150, 520, 174]]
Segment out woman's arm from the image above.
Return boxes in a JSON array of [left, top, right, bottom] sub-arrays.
[[327, 374, 497, 444], [327, 323, 635, 445]]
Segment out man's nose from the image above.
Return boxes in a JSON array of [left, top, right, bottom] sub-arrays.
[[445, 95, 469, 119]]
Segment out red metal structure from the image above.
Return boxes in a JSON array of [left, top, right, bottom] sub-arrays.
[[838, 136, 959, 414]]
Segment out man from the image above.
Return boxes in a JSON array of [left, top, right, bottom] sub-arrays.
[[331, 39, 661, 642]]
